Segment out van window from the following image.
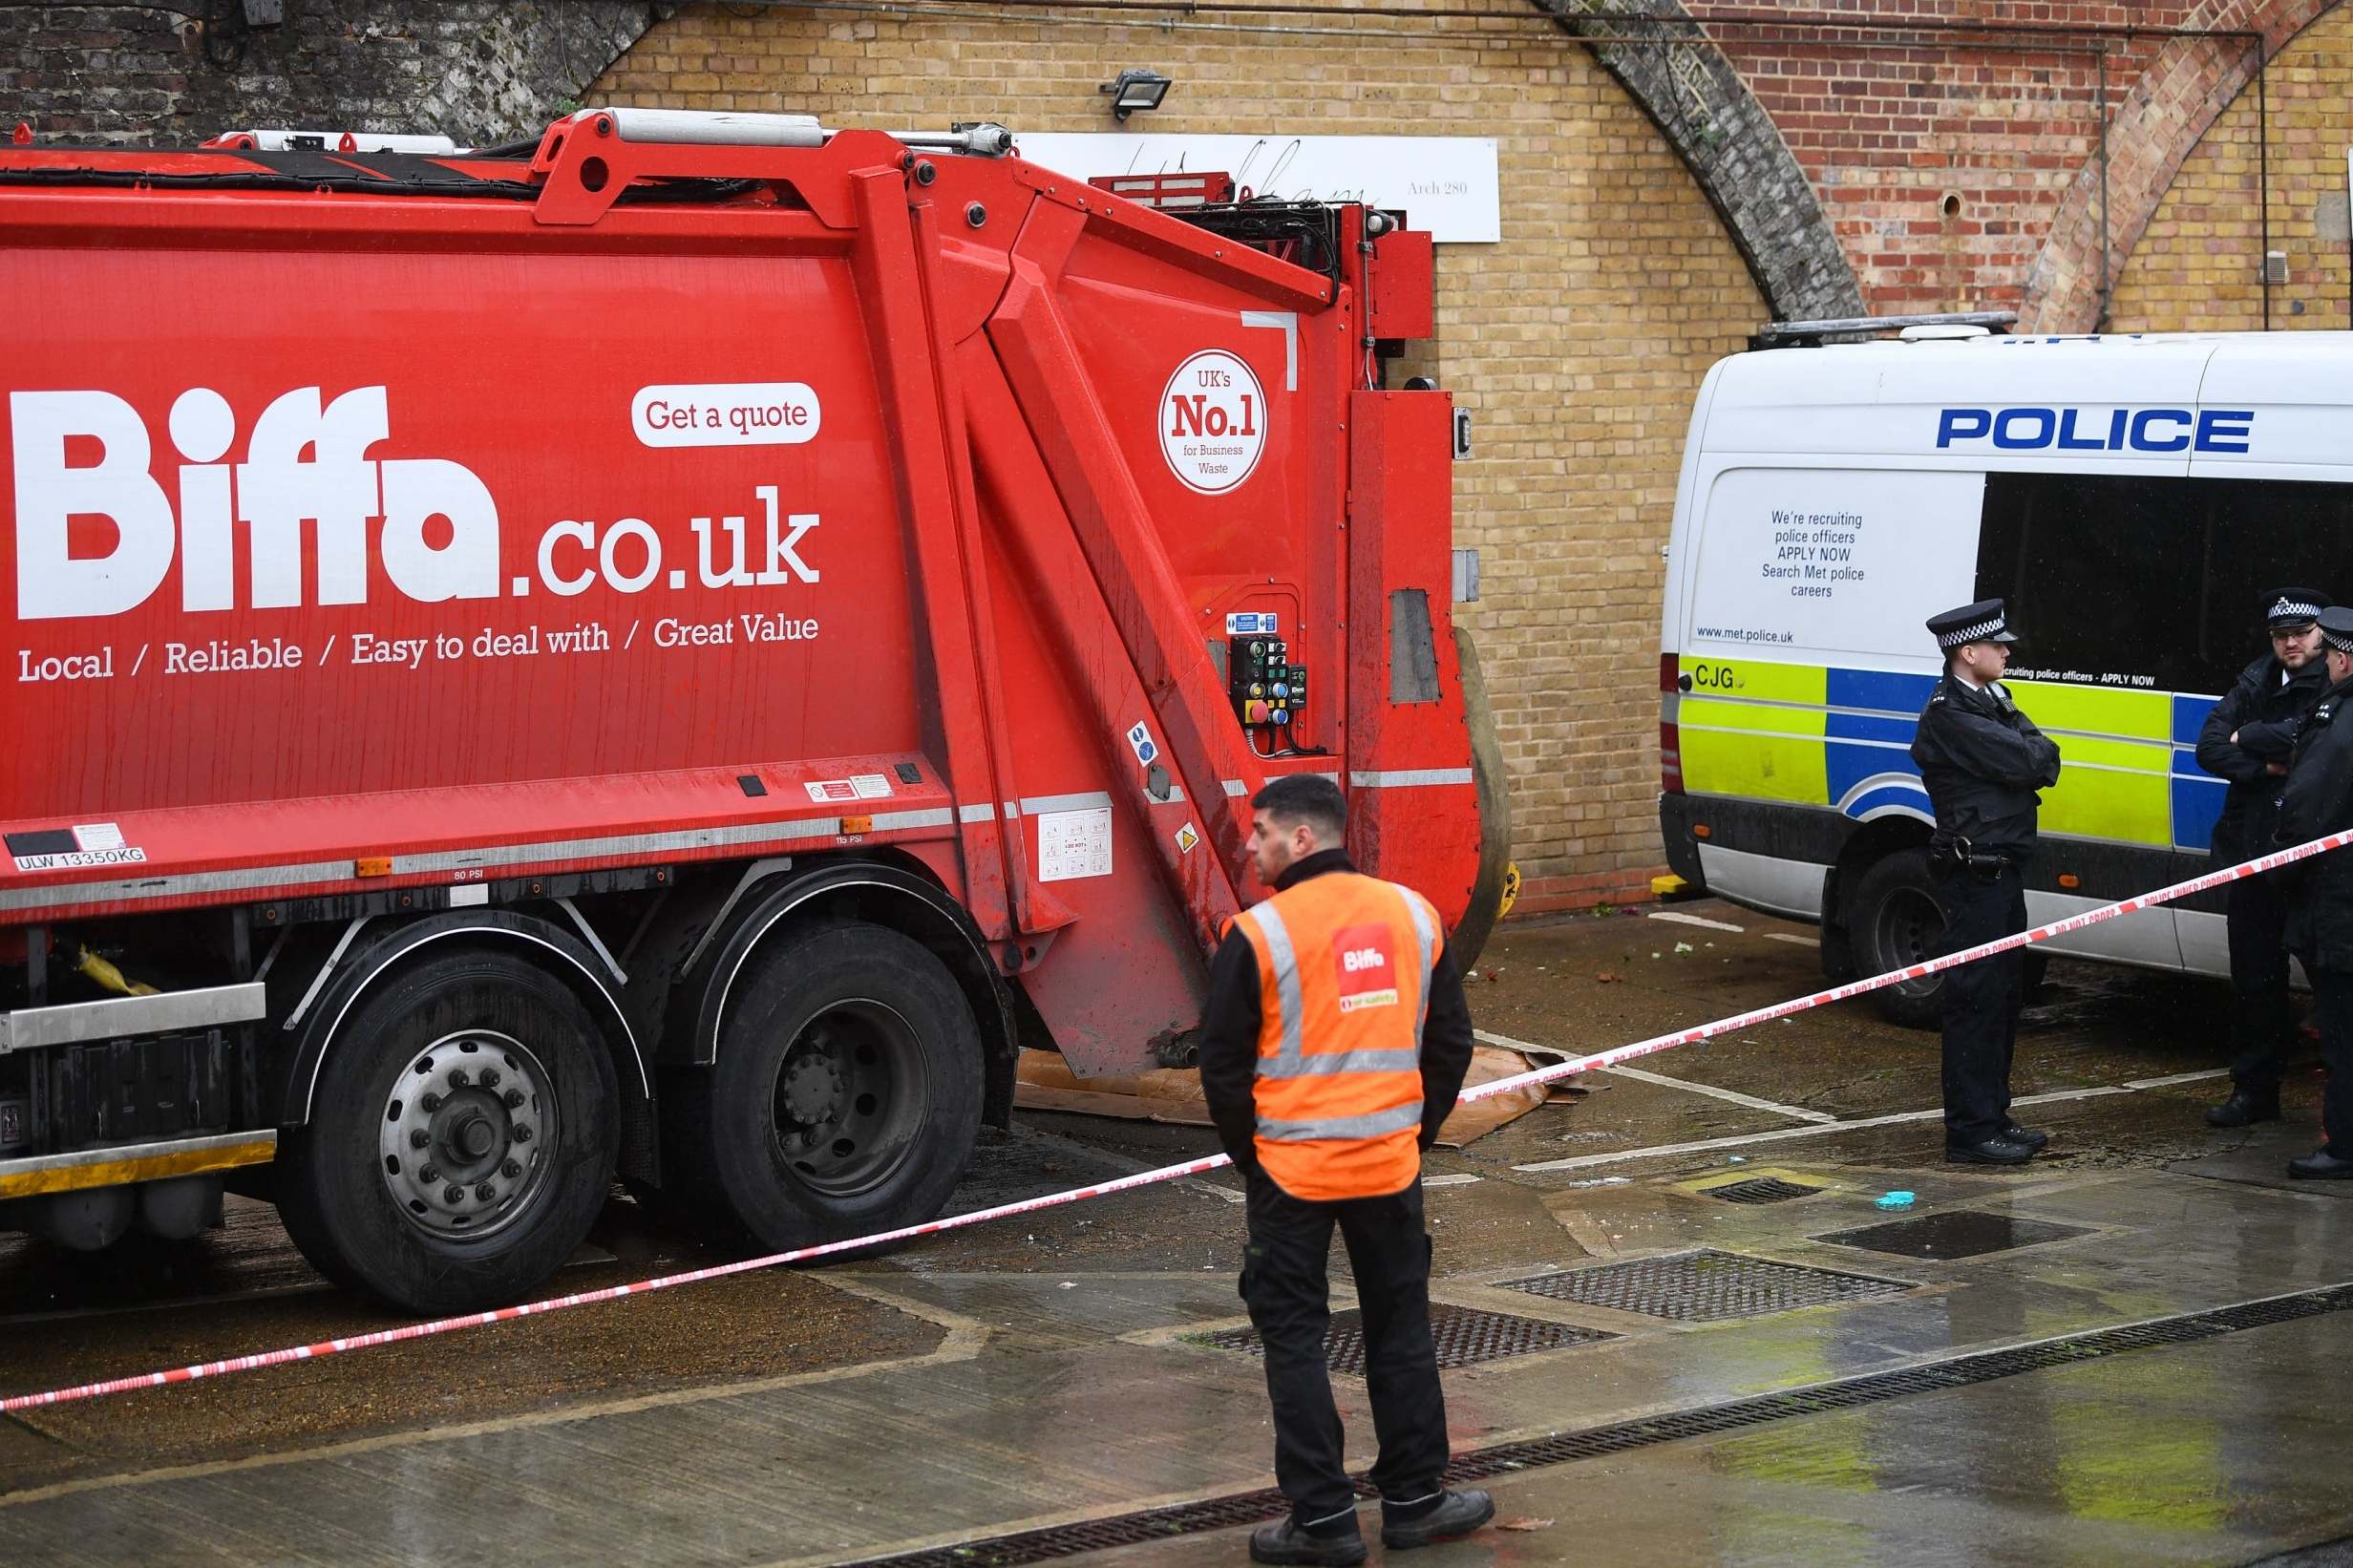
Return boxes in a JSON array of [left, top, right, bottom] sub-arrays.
[[1976, 473, 2353, 697]]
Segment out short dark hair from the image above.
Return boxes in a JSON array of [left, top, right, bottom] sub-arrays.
[[1252, 773, 1346, 843]]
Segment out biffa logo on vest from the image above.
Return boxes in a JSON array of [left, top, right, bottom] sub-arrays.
[[1933, 405, 2255, 455], [1332, 922, 1400, 1012]]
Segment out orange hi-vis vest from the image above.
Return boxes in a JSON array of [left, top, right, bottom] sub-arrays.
[[1233, 870, 1442, 1201]]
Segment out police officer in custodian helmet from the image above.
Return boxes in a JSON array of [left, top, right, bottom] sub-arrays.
[[2195, 588, 2331, 1128], [1911, 599, 2063, 1165], [2270, 604, 2353, 1179]]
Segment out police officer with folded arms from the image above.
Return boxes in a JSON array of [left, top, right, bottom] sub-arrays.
[[1912, 599, 2063, 1165], [2270, 604, 2353, 1179], [2196, 588, 2331, 1129], [1198, 774, 1491, 1566]]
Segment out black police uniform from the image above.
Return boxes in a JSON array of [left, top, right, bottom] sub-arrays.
[[1910, 600, 2062, 1156], [2195, 587, 2330, 1118], [2273, 606, 2353, 1177]]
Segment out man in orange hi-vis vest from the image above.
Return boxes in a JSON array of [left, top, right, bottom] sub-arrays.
[[1199, 774, 1489, 1566]]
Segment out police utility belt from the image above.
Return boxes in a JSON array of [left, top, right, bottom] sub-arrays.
[[1928, 833, 2017, 881]]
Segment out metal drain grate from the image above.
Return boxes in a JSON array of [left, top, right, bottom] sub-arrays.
[[1195, 1302, 1614, 1373], [843, 1282, 2353, 1568], [1702, 1176, 1820, 1205], [1496, 1250, 1911, 1322], [1816, 1210, 2091, 1260]]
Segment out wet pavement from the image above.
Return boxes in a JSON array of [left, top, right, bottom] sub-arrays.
[[2, 898, 2348, 1566]]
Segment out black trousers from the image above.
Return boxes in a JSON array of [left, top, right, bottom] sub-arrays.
[[2224, 871, 2296, 1093], [1937, 862, 2026, 1145], [1240, 1169, 1449, 1526], [2304, 967, 2353, 1155]]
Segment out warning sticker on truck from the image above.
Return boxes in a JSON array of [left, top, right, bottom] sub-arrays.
[[1038, 808, 1113, 881]]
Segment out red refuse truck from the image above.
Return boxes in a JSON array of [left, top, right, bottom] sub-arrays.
[[0, 110, 1506, 1312]]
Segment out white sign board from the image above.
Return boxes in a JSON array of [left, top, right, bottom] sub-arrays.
[[1685, 467, 1986, 661], [1013, 133, 1501, 244]]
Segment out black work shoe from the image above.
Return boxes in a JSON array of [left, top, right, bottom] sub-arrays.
[[2001, 1123, 2049, 1150], [2207, 1089, 2282, 1128], [2288, 1148, 2353, 1180], [1250, 1516, 1367, 1566], [1381, 1489, 1495, 1550], [1946, 1135, 2037, 1166]]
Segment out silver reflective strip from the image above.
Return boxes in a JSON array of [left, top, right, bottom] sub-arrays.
[[0, 807, 961, 916], [1020, 791, 1114, 816], [1222, 778, 1250, 797], [1256, 1047, 1423, 1080], [1403, 888, 1438, 1048], [1249, 904, 1304, 1062], [1349, 768, 1473, 789], [1258, 1101, 1426, 1142], [958, 802, 998, 823]]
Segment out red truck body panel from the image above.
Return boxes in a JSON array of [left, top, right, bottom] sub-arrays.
[[0, 121, 1479, 1074]]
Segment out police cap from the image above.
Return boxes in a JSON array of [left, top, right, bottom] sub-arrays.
[[2320, 605, 2353, 655], [2260, 586, 2329, 629], [1926, 598, 2020, 651]]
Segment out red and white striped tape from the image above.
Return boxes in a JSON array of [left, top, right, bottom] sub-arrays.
[[7, 826, 2345, 1414]]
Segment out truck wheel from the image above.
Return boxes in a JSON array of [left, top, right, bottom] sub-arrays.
[[278, 948, 618, 1314], [1850, 849, 1947, 1030], [672, 922, 982, 1256]]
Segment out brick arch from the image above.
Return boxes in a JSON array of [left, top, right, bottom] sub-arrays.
[[1537, 0, 1866, 323], [2024, 0, 2342, 331]]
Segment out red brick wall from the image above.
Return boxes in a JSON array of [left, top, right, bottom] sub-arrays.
[[1692, 2, 2328, 326]]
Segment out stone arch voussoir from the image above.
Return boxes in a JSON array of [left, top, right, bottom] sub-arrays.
[[2024, 0, 2342, 332], [1535, 0, 1865, 325]]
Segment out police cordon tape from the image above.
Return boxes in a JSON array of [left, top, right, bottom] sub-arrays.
[[8, 825, 2349, 1415]]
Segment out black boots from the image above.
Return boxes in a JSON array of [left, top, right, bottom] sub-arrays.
[[1248, 1489, 1498, 1562], [2288, 1147, 2353, 1179], [1381, 1489, 1496, 1550], [2207, 1086, 2283, 1128], [1946, 1135, 2036, 1165], [1248, 1516, 1366, 1566]]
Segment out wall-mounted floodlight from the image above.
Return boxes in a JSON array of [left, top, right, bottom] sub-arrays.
[[1100, 69, 1173, 121]]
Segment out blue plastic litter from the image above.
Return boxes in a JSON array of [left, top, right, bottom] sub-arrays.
[[1874, 1191, 1917, 1210]]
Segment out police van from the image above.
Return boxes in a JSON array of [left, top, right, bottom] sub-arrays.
[[1656, 326, 2353, 1023]]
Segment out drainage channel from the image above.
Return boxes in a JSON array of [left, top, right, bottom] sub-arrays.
[[843, 1281, 2353, 1568]]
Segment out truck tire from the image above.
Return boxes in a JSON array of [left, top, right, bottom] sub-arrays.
[[670, 922, 983, 1256], [1849, 849, 1947, 1030], [277, 948, 619, 1314]]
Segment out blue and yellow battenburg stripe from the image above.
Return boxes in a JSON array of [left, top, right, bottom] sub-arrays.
[[1675, 658, 2225, 852]]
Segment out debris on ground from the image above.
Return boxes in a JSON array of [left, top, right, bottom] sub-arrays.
[[1497, 1518, 1556, 1532], [1875, 1191, 1918, 1210]]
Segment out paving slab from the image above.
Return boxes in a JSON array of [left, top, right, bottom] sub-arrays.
[[9, 1163, 2347, 1567]]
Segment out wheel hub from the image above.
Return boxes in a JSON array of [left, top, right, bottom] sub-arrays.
[[780, 1046, 845, 1130], [379, 1032, 554, 1239], [767, 1000, 926, 1196]]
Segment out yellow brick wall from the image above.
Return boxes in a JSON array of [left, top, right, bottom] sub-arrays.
[[2110, 8, 2353, 330], [593, 3, 1766, 904]]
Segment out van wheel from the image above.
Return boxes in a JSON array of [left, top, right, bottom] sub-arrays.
[[1850, 849, 1947, 1029], [278, 948, 619, 1314], [668, 922, 983, 1258]]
